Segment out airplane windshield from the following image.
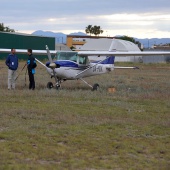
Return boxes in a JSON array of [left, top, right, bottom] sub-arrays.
[[55, 51, 89, 65], [56, 52, 78, 62]]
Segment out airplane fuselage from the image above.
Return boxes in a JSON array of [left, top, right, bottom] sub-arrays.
[[46, 60, 114, 80], [45, 51, 115, 80]]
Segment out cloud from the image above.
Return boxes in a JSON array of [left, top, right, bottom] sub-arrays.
[[0, 0, 170, 38]]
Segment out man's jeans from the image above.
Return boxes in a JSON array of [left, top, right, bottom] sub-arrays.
[[8, 69, 17, 89]]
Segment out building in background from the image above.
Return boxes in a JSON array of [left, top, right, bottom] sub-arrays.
[[55, 43, 71, 51], [152, 44, 170, 50], [67, 35, 114, 51], [79, 38, 170, 63], [80, 38, 142, 62], [0, 31, 55, 60]]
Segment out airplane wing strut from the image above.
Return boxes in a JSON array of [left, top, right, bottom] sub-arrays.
[[75, 56, 110, 78]]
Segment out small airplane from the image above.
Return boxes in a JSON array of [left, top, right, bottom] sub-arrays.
[[1, 40, 170, 90]]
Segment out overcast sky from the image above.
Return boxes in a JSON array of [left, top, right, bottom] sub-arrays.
[[1, 0, 170, 38]]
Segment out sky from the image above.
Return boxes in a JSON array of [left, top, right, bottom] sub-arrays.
[[0, 0, 170, 38]]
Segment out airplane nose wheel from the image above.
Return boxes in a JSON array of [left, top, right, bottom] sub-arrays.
[[92, 83, 99, 91], [56, 84, 60, 90], [47, 82, 53, 89], [47, 82, 61, 90]]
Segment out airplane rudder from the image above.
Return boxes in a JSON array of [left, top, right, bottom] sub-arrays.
[[100, 56, 115, 64]]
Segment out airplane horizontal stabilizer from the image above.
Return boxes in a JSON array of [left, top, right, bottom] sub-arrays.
[[114, 66, 139, 69]]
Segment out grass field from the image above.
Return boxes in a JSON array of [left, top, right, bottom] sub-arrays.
[[0, 60, 170, 170]]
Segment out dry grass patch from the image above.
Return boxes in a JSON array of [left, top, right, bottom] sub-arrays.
[[0, 61, 170, 169]]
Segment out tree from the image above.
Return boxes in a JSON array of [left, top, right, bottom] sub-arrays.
[[92, 25, 103, 36], [0, 23, 15, 32], [85, 25, 103, 36], [116, 35, 136, 43], [70, 46, 76, 51], [116, 35, 144, 51], [85, 25, 93, 35]]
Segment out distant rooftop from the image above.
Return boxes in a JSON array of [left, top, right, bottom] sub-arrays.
[[153, 45, 170, 50], [67, 35, 114, 39]]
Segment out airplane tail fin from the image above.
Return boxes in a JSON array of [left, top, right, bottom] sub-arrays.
[[101, 56, 115, 64], [99, 38, 116, 65]]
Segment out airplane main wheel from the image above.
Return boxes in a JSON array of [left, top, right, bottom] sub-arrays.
[[92, 83, 99, 91], [47, 82, 53, 89]]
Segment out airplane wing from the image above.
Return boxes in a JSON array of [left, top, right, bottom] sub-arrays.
[[0, 48, 57, 68], [0, 48, 57, 55], [78, 51, 170, 56], [1, 48, 170, 56]]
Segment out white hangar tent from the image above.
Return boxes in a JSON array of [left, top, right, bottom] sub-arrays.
[[80, 38, 142, 62]]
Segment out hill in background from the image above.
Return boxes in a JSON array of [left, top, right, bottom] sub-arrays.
[[32, 30, 86, 44], [32, 30, 170, 48]]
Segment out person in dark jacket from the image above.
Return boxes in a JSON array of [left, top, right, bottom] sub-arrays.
[[27, 49, 36, 90], [5, 48, 18, 90]]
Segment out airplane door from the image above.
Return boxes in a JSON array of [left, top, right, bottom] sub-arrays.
[[78, 56, 89, 65]]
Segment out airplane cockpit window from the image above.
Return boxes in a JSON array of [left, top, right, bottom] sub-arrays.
[[79, 56, 89, 65], [55, 52, 89, 65], [56, 52, 78, 62]]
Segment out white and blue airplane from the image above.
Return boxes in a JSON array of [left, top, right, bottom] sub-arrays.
[[1, 41, 170, 90]]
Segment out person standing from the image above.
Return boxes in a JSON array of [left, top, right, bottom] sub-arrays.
[[27, 49, 36, 90], [5, 48, 18, 90]]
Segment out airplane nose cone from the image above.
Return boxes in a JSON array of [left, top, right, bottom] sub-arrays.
[[49, 63, 56, 69]]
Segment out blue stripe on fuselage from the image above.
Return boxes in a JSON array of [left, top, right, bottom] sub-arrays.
[[92, 56, 115, 64], [46, 60, 78, 68]]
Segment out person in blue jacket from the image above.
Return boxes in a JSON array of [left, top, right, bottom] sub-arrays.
[[5, 49, 18, 90], [27, 49, 36, 90]]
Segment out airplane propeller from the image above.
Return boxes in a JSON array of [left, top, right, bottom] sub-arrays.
[[45, 45, 58, 88]]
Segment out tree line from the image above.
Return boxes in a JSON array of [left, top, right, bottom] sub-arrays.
[[85, 24, 139, 45], [0, 23, 15, 32]]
